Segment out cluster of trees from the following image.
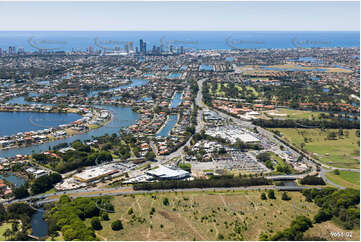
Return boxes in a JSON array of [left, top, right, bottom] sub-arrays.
[[256, 152, 292, 174], [33, 139, 113, 173], [253, 119, 359, 129], [0, 203, 36, 240], [13, 185, 30, 199], [300, 175, 326, 186], [47, 195, 114, 240], [178, 163, 192, 172], [262, 215, 314, 241], [134, 176, 271, 190], [256, 152, 274, 170], [31, 173, 62, 195], [302, 188, 360, 229]]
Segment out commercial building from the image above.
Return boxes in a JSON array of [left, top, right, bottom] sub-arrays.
[[74, 164, 120, 183], [146, 165, 190, 180]]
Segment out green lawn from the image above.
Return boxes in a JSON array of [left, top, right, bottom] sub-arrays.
[[274, 128, 360, 169], [270, 108, 327, 120], [0, 223, 12, 240], [325, 170, 360, 190], [245, 86, 258, 97]]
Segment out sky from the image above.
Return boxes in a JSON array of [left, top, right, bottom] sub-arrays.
[[0, 1, 359, 31]]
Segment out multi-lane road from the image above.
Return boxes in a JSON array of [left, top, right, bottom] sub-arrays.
[[2, 78, 358, 206]]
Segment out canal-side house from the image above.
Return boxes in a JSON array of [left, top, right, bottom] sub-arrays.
[[0, 179, 12, 198]]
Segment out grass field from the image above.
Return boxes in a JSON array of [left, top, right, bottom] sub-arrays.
[[0, 223, 12, 241], [88, 190, 358, 241], [266, 108, 326, 120], [274, 128, 360, 169], [325, 171, 360, 190]]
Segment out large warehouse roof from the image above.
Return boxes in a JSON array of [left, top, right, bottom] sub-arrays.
[[146, 165, 190, 179]]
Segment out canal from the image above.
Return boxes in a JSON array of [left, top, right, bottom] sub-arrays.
[[0, 112, 82, 137], [170, 92, 183, 108], [156, 115, 178, 137], [0, 105, 139, 157], [0, 173, 25, 188], [88, 78, 148, 97], [30, 208, 48, 238]]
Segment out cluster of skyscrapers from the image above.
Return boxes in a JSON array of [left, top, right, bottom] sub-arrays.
[[0, 38, 186, 57], [0, 46, 25, 56]]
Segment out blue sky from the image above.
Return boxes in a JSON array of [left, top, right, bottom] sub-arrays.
[[0, 1, 359, 31]]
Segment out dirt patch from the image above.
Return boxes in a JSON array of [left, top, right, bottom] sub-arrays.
[[158, 210, 177, 223]]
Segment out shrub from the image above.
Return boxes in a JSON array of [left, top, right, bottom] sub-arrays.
[[101, 211, 109, 221], [91, 217, 102, 230], [163, 197, 169, 206], [128, 207, 134, 215], [281, 192, 291, 201], [268, 190, 276, 199], [111, 220, 123, 231], [300, 175, 326, 185], [261, 192, 267, 200]]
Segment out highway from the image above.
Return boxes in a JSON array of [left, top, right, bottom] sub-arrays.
[[2, 78, 357, 207], [195, 78, 359, 187]]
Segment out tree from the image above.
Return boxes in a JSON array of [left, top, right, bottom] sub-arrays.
[[256, 152, 271, 162], [265, 160, 274, 170], [100, 211, 109, 221], [300, 176, 326, 185], [314, 208, 332, 223], [145, 151, 156, 161], [268, 190, 276, 199], [59, 194, 71, 204], [111, 220, 123, 231], [128, 208, 134, 215], [0, 203, 7, 223], [13, 185, 29, 199], [2, 228, 12, 240], [281, 192, 291, 201], [163, 197, 169, 206], [31, 173, 62, 195], [91, 217, 102, 230], [327, 131, 337, 140], [11, 222, 19, 232], [261, 193, 267, 200]]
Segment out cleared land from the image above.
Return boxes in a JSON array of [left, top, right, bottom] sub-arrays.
[[274, 128, 360, 169], [87, 190, 358, 241], [325, 171, 360, 190]]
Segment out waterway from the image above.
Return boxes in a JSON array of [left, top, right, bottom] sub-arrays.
[[170, 92, 183, 108], [168, 73, 182, 79], [0, 105, 139, 158], [30, 209, 48, 238], [0, 173, 25, 188], [156, 115, 178, 137], [88, 78, 148, 97], [199, 64, 214, 71], [6, 96, 55, 106], [0, 112, 82, 137]]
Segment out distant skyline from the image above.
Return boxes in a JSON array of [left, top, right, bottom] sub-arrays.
[[0, 1, 359, 31]]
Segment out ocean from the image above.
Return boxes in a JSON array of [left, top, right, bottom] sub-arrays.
[[0, 31, 359, 52]]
